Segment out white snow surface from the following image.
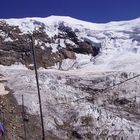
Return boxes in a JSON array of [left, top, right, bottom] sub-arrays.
[[4, 16, 140, 32]]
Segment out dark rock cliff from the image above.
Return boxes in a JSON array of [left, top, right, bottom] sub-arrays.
[[0, 21, 99, 69]]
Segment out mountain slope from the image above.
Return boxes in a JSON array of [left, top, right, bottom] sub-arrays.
[[1, 16, 140, 72], [0, 16, 140, 139]]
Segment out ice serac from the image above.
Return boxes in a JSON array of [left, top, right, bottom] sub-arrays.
[[0, 16, 140, 139]]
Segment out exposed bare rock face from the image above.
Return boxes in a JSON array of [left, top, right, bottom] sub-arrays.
[[0, 21, 99, 69]]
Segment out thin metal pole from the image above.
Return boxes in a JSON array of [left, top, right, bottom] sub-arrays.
[[31, 35, 45, 140], [22, 95, 27, 140]]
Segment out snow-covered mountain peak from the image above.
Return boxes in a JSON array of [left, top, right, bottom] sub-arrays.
[[3, 15, 140, 33]]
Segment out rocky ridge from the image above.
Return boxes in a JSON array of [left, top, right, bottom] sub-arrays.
[[0, 20, 99, 69]]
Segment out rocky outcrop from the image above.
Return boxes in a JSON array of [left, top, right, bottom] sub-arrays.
[[0, 21, 100, 69]]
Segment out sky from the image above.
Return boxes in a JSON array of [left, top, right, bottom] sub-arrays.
[[0, 0, 140, 23]]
